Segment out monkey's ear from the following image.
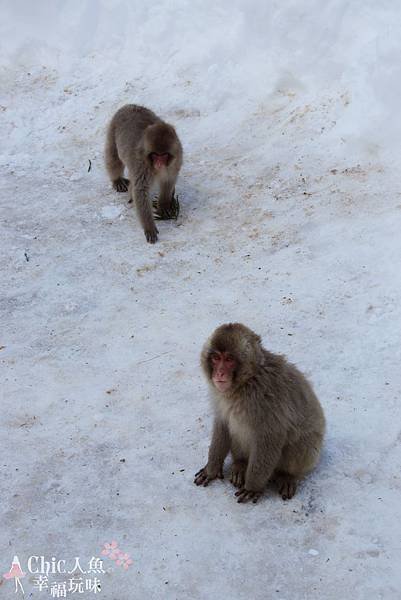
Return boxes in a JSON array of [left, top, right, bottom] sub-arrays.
[[239, 333, 260, 354], [200, 341, 214, 377]]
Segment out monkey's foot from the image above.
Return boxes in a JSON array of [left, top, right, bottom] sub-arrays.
[[235, 488, 262, 504], [229, 461, 247, 488], [152, 196, 180, 220], [144, 226, 159, 244], [113, 177, 129, 192], [276, 473, 298, 500], [194, 466, 224, 487]]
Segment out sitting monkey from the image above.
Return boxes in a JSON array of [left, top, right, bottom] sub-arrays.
[[195, 323, 325, 503]]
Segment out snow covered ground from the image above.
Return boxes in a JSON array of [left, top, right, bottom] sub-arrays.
[[1, 2, 401, 598]]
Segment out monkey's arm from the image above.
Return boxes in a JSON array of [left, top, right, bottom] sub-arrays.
[[236, 433, 284, 503], [194, 419, 230, 486], [130, 171, 159, 243]]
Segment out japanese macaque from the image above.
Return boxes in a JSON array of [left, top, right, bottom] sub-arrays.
[[194, 323, 325, 504], [105, 104, 183, 243]]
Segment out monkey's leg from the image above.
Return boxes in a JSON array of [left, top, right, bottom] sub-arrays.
[[194, 419, 230, 486], [236, 439, 282, 503], [230, 461, 247, 488], [229, 441, 247, 488], [105, 132, 129, 192], [130, 177, 159, 244], [274, 471, 298, 500], [275, 432, 323, 500]]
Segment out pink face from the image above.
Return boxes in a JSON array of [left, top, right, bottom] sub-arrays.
[[150, 153, 170, 170], [211, 351, 236, 393]]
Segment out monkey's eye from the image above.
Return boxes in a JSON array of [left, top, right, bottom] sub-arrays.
[[225, 356, 235, 366], [210, 353, 220, 364]]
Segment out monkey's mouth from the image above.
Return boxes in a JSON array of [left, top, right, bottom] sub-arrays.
[[214, 380, 232, 392]]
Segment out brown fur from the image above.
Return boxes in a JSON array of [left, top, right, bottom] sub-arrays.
[[105, 104, 183, 243], [194, 323, 326, 503]]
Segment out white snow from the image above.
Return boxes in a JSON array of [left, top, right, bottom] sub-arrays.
[[1, 2, 401, 599], [101, 205, 123, 220]]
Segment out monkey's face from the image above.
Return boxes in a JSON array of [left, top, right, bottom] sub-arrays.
[[202, 324, 262, 393], [144, 123, 180, 173], [210, 351, 236, 393], [149, 152, 172, 170]]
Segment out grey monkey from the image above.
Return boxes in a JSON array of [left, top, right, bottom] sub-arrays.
[[194, 323, 326, 503], [105, 104, 183, 243]]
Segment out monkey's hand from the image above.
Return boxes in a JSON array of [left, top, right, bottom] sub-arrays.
[[152, 197, 180, 220], [235, 488, 262, 504], [144, 225, 159, 244], [194, 466, 224, 487]]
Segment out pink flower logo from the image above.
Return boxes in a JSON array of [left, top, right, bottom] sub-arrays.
[[116, 552, 133, 570], [101, 542, 132, 570]]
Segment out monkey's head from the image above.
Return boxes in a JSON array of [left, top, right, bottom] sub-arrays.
[[144, 123, 181, 172], [201, 323, 263, 394]]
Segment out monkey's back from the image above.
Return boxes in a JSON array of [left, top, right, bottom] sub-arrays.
[[108, 104, 161, 163], [255, 350, 325, 438]]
